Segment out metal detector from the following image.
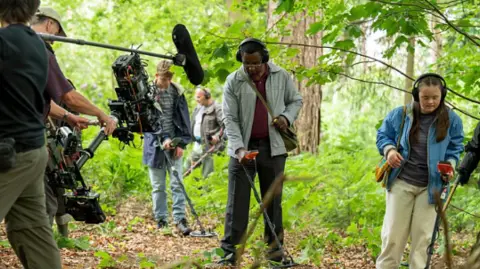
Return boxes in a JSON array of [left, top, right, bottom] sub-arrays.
[[241, 150, 298, 268], [183, 144, 216, 178], [162, 138, 217, 238], [425, 161, 455, 269]]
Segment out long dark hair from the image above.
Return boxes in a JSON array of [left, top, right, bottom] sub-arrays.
[[410, 76, 449, 143]]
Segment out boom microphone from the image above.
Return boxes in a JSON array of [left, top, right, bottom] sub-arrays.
[[172, 24, 204, 85]]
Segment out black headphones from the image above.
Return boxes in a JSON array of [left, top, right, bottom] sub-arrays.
[[236, 37, 269, 63], [412, 73, 448, 102], [202, 88, 211, 99], [196, 87, 211, 99]]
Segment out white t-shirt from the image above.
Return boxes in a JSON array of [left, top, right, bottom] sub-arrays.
[[193, 106, 205, 140]]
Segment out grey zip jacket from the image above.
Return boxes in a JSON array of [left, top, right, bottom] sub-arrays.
[[222, 62, 303, 157]]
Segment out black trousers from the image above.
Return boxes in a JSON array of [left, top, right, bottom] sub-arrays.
[[220, 138, 286, 261]]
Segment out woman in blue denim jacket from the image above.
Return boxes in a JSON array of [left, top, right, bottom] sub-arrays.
[[375, 74, 464, 269]]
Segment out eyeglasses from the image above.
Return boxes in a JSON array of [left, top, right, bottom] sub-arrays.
[[243, 63, 262, 69]]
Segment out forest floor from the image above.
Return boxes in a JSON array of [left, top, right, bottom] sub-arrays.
[[0, 197, 473, 269]]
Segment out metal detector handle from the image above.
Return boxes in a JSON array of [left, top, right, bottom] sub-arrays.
[[437, 161, 454, 182], [170, 137, 183, 148], [163, 149, 207, 233], [244, 150, 259, 160]]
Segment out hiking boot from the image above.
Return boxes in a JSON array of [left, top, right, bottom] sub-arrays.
[[267, 248, 283, 265], [157, 219, 168, 229], [176, 218, 192, 236]]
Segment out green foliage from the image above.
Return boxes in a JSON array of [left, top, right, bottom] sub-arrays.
[[56, 235, 91, 250], [276, 0, 295, 13], [137, 253, 156, 268], [202, 247, 224, 264], [128, 216, 145, 232], [0, 240, 10, 248], [95, 251, 117, 268], [32, 0, 480, 266]]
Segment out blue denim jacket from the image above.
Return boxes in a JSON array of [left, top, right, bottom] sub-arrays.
[[142, 82, 192, 169], [376, 104, 464, 204]]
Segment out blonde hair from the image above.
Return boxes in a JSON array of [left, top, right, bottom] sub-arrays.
[[156, 60, 173, 78]]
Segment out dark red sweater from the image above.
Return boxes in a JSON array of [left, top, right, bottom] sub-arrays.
[[250, 68, 270, 139]]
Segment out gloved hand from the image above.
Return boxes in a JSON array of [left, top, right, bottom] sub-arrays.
[[458, 172, 470, 186]]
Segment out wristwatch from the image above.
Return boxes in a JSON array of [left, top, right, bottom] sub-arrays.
[[63, 111, 71, 121]]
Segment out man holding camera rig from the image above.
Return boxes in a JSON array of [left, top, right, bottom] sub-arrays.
[[30, 6, 116, 237], [0, 0, 62, 267], [187, 87, 225, 179], [143, 60, 193, 235]]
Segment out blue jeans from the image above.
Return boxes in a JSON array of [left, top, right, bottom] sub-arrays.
[[148, 155, 186, 223]]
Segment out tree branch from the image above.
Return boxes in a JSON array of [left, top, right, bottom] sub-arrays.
[[349, 60, 377, 67], [324, 71, 480, 120], [205, 33, 480, 107], [326, 71, 410, 93], [264, 40, 415, 80], [369, 0, 431, 10], [422, 0, 480, 47], [448, 87, 480, 105], [205, 31, 415, 80], [264, 11, 288, 38], [268, 40, 480, 106], [445, 101, 480, 120]]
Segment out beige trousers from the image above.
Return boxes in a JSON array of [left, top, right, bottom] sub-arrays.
[[376, 179, 437, 269]]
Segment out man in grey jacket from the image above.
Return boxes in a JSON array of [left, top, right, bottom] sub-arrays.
[[187, 87, 224, 179], [219, 38, 302, 265]]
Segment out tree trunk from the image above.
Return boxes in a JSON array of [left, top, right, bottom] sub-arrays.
[[267, 2, 323, 154], [431, 16, 442, 73], [404, 37, 415, 104], [225, 0, 242, 23]]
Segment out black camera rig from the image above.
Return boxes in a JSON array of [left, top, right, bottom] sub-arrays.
[[38, 24, 203, 146], [108, 53, 160, 145], [45, 124, 107, 224], [38, 23, 204, 224]]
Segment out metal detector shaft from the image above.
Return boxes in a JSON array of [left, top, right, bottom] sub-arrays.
[[163, 151, 207, 233], [240, 161, 296, 266], [425, 180, 449, 269], [183, 145, 216, 177], [36, 33, 184, 65]]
